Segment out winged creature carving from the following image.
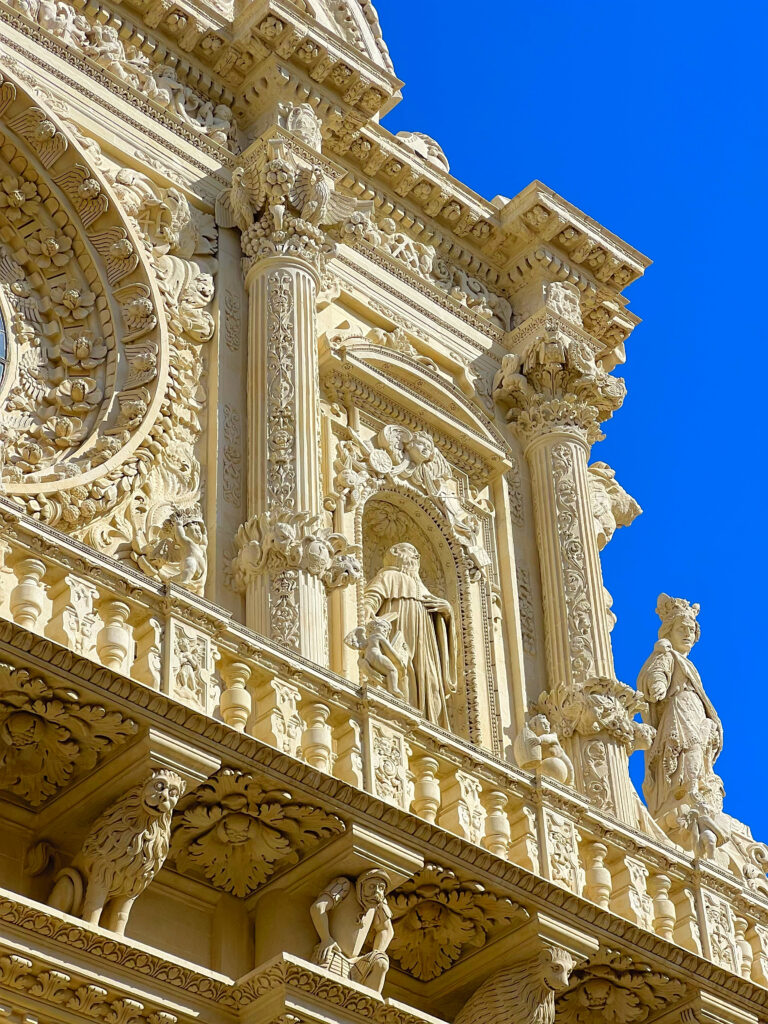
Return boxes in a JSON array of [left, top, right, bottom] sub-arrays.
[[289, 165, 374, 226], [215, 166, 265, 232]]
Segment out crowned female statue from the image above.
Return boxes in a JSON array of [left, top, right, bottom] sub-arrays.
[[637, 594, 725, 851], [363, 543, 457, 728]]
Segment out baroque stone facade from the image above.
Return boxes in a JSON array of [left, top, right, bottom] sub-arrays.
[[0, 3, 764, 1024]]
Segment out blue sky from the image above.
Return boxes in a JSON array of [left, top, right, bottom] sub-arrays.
[[374, 0, 768, 834]]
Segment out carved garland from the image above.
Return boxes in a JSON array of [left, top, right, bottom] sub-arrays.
[[550, 442, 596, 683]]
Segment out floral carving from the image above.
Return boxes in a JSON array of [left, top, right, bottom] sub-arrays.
[[388, 864, 525, 980], [0, 663, 137, 806], [0, 175, 39, 221], [171, 769, 345, 897], [25, 230, 73, 269], [557, 950, 690, 1023]]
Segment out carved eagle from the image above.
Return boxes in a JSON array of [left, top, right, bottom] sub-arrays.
[[215, 166, 264, 232], [289, 166, 371, 226]]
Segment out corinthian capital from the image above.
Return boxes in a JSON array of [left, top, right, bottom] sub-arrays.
[[493, 318, 625, 447]]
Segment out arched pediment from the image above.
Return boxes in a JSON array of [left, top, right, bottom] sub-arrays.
[[322, 338, 512, 475], [0, 66, 168, 501]]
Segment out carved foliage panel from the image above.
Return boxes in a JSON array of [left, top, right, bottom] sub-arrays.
[[170, 768, 345, 897], [0, 661, 137, 806]]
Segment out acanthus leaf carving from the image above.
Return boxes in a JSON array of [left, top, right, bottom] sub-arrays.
[[170, 768, 345, 897], [0, 662, 137, 806], [388, 863, 526, 980], [557, 950, 690, 1024]]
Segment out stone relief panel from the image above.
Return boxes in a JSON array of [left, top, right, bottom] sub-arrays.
[[0, 72, 217, 594]]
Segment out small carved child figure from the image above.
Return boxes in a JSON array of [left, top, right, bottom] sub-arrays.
[[514, 713, 574, 786], [344, 616, 407, 696], [310, 868, 394, 993]]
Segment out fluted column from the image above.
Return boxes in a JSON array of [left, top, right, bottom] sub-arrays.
[[243, 255, 326, 661], [495, 288, 645, 824]]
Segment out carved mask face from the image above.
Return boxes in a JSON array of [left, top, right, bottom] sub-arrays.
[[580, 979, 611, 1009], [143, 772, 183, 815], [406, 433, 433, 464]]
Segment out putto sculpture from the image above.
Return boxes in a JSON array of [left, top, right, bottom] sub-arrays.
[[638, 594, 726, 856], [361, 543, 457, 728], [310, 868, 394, 992], [514, 713, 575, 785], [46, 768, 184, 934]]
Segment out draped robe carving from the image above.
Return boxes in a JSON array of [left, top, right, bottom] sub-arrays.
[[363, 543, 456, 728]]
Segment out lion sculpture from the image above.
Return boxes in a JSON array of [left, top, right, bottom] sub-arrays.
[[47, 768, 184, 935], [454, 945, 575, 1024]]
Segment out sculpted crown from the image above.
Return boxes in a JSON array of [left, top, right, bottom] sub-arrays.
[[656, 593, 700, 626]]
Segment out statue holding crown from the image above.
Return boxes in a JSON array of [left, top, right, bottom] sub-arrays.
[[637, 594, 726, 856]]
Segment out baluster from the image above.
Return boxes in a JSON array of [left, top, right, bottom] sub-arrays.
[[97, 600, 132, 671], [10, 557, 47, 631], [411, 756, 441, 823], [302, 702, 333, 772], [648, 872, 676, 941], [219, 661, 252, 732], [583, 841, 612, 909], [483, 789, 511, 859], [734, 917, 753, 980]]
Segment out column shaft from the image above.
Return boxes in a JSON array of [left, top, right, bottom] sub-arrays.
[[244, 257, 326, 663]]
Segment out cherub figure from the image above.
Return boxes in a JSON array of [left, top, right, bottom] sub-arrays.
[[514, 713, 574, 786], [345, 616, 408, 696]]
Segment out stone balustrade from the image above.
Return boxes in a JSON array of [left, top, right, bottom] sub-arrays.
[[1, 496, 768, 987]]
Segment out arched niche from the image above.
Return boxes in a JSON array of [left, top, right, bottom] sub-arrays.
[[356, 488, 479, 742]]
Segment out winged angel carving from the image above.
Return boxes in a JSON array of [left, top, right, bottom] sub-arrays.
[[333, 424, 490, 571]]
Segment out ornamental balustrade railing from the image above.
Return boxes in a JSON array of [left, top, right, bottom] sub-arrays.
[[1, 495, 768, 983]]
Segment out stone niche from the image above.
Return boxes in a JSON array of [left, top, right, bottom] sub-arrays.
[[350, 484, 472, 742]]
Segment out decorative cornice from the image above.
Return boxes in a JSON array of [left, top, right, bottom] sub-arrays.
[[0, 618, 767, 1016]]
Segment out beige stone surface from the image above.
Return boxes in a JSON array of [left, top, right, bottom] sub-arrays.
[[0, 1, 765, 1022]]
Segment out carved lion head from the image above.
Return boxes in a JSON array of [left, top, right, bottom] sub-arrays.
[[142, 769, 184, 816]]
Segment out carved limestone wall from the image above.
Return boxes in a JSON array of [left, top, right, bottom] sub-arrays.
[[0, 70, 217, 594]]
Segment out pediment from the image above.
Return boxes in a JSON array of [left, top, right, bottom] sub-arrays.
[[304, 0, 394, 75]]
